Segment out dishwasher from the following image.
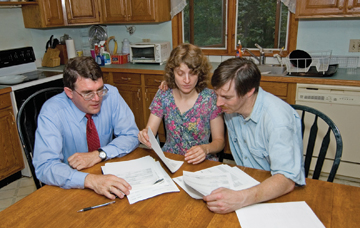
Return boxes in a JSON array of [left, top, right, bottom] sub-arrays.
[[296, 83, 360, 180]]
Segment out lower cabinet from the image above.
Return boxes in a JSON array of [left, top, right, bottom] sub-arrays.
[[108, 71, 166, 142], [260, 81, 296, 104], [0, 92, 24, 181]]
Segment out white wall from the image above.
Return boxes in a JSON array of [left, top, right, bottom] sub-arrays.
[[297, 19, 360, 56]]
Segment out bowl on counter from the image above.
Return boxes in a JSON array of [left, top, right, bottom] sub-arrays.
[[289, 50, 312, 68]]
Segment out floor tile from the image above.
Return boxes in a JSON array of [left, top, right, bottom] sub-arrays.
[[19, 177, 35, 187], [17, 185, 36, 196], [0, 189, 17, 200]]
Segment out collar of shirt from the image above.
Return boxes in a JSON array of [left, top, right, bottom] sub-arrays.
[[245, 87, 265, 124]]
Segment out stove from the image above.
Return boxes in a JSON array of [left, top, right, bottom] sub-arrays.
[[0, 47, 63, 90], [0, 46, 64, 178]]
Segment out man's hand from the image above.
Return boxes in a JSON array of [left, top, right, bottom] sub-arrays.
[[68, 150, 101, 170], [185, 145, 208, 164], [138, 127, 152, 148], [158, 81, 168, 91], [203, 187, 245, 214], [85, 174, 132, 200]]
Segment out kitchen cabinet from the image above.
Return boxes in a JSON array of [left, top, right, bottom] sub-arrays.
[[0, 91, 24, 181], [296, 0, 360, 18], [22, 0, 100, 28], [260, 81, 296, 104], [101, 0, 170, 23], [105, 71, 166, 142], [22, 0, 170, 28]]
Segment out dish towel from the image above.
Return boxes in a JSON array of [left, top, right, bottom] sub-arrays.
[[85, 114, 100, 152], [171, 0, 187, 18], [281, 0, 296, 14]]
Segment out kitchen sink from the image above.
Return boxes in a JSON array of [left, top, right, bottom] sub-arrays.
[[257, 64, 287, 76]]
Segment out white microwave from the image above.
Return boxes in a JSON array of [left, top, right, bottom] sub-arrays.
[[130, 41, 171, 65]]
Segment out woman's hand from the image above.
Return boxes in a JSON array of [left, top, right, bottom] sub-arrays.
[[138, 127, 152, 148], [185, 145, 208, 164]]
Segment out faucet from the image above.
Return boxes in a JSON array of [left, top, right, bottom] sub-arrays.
[[242, 43, 266, 65]]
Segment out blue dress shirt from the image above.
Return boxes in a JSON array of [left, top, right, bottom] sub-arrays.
[[33, 84, 139, 189], [225, 87, 306, 186]]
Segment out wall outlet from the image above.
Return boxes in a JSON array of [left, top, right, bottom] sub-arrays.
[[349, 39, 360, 52]]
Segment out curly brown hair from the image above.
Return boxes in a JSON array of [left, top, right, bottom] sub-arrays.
[[164, 43, 211, 93]]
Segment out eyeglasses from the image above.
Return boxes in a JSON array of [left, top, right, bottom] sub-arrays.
[[73, 86, 109, 101]]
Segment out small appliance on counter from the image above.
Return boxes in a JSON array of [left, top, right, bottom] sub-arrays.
[[130, 41, 171, 65]]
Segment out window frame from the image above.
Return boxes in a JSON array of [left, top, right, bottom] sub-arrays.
[[171, 0, 298, 57]]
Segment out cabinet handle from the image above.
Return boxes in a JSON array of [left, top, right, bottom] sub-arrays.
[[121, 77, 131, 81], [145, 89, 148, 102], [137, 89, 141, 101], [154, 79, 162, 83]]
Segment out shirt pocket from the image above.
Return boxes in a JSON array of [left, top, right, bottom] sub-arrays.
[[249, 148, 270, 164]]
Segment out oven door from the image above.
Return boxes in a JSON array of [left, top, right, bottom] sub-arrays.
[[130, 45, 156, 62]]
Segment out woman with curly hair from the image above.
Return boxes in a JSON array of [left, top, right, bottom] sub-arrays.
[[138, 43, 224, 164]]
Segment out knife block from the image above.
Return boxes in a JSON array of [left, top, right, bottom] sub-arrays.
[[42, 48, 60, 67], [55, 44, 68, 65]]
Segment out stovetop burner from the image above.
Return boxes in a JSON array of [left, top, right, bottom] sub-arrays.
[[21, 70, 62, 82]]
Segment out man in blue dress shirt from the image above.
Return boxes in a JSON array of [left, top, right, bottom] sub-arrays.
[[33, 57, 139, 199], [203, 57, 305, 213]]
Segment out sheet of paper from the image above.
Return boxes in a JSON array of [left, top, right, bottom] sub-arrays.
[[173, 164, 259, 199], [147, 127, 183, 173], [182, 171, 233, 196], [102, 155, 180, 204], [235, 201, 325, 228]]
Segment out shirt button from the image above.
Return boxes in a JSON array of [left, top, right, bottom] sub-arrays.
[[244, 140, 247, 144], [245, 156, 248, 159]]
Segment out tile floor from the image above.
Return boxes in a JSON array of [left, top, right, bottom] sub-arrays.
[[1, 166, 360, 212], [0, 177, 37, 212]]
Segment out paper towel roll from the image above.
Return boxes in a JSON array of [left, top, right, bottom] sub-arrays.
[[65, 39, 76, 60]]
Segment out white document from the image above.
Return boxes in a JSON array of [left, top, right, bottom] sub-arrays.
[[235, 201, 325, 228], [102, 155, 180, 204], [173, 164, 259, 199], [147, 127, 184, 173], [183, 171, 233, 196]]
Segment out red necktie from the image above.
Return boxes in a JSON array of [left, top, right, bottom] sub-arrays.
[[85, 114, 100, 152]]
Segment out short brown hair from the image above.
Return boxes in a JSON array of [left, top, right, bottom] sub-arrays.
[[211, 58, 261, 97], [63, 56, 103, 90], [164, 43, 211, 93]]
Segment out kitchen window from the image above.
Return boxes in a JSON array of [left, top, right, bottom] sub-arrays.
[[172, 0, 298, 57]]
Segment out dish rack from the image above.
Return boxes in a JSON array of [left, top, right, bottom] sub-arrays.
[[283, 50, 332, 75]]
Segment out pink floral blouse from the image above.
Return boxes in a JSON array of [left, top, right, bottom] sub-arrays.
[[149, 88, 222, 161]]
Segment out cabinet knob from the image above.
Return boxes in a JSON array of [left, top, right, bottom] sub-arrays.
[[137, 89, 141, 101], [121, 77, 131, 81]]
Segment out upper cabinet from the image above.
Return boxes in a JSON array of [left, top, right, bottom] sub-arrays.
[[296, 0, 360, 18], [101, 0, 170, 24], [22, 0, 170, 28], [65, 0, 101, 24]]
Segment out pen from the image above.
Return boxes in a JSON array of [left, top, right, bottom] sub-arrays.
[[153, 178, 164, 185], [77, 201, 116, 212]]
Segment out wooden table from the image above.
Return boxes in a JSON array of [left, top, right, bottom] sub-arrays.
[[1, 148, 359, 227]]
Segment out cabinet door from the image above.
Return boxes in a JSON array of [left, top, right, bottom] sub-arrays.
[[116, 85, 146, 130], [347, 0, 360, 14], [42, 0, 64, 26], [0, 107, 24, 181], [65, 0, 100, 24], [144, 87, 166, 142], [101, 0, 128, 23], [129, 0, 156, 22], [297, 0, 346, 17]]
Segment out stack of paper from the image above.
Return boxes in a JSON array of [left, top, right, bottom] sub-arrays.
[[102, 156, 180, 204], [173, 164, 260, 199]]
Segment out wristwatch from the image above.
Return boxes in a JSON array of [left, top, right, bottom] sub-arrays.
[[98, 148, 107, 161]]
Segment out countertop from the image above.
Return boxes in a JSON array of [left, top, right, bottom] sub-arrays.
[[2, 63, 360, 92]]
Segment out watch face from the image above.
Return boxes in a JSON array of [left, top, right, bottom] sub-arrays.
[[99, 151, 107, 159]]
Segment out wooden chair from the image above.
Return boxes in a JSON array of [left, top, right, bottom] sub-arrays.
[[16, 87, 64, 189], [291, 104, 343, 182]]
